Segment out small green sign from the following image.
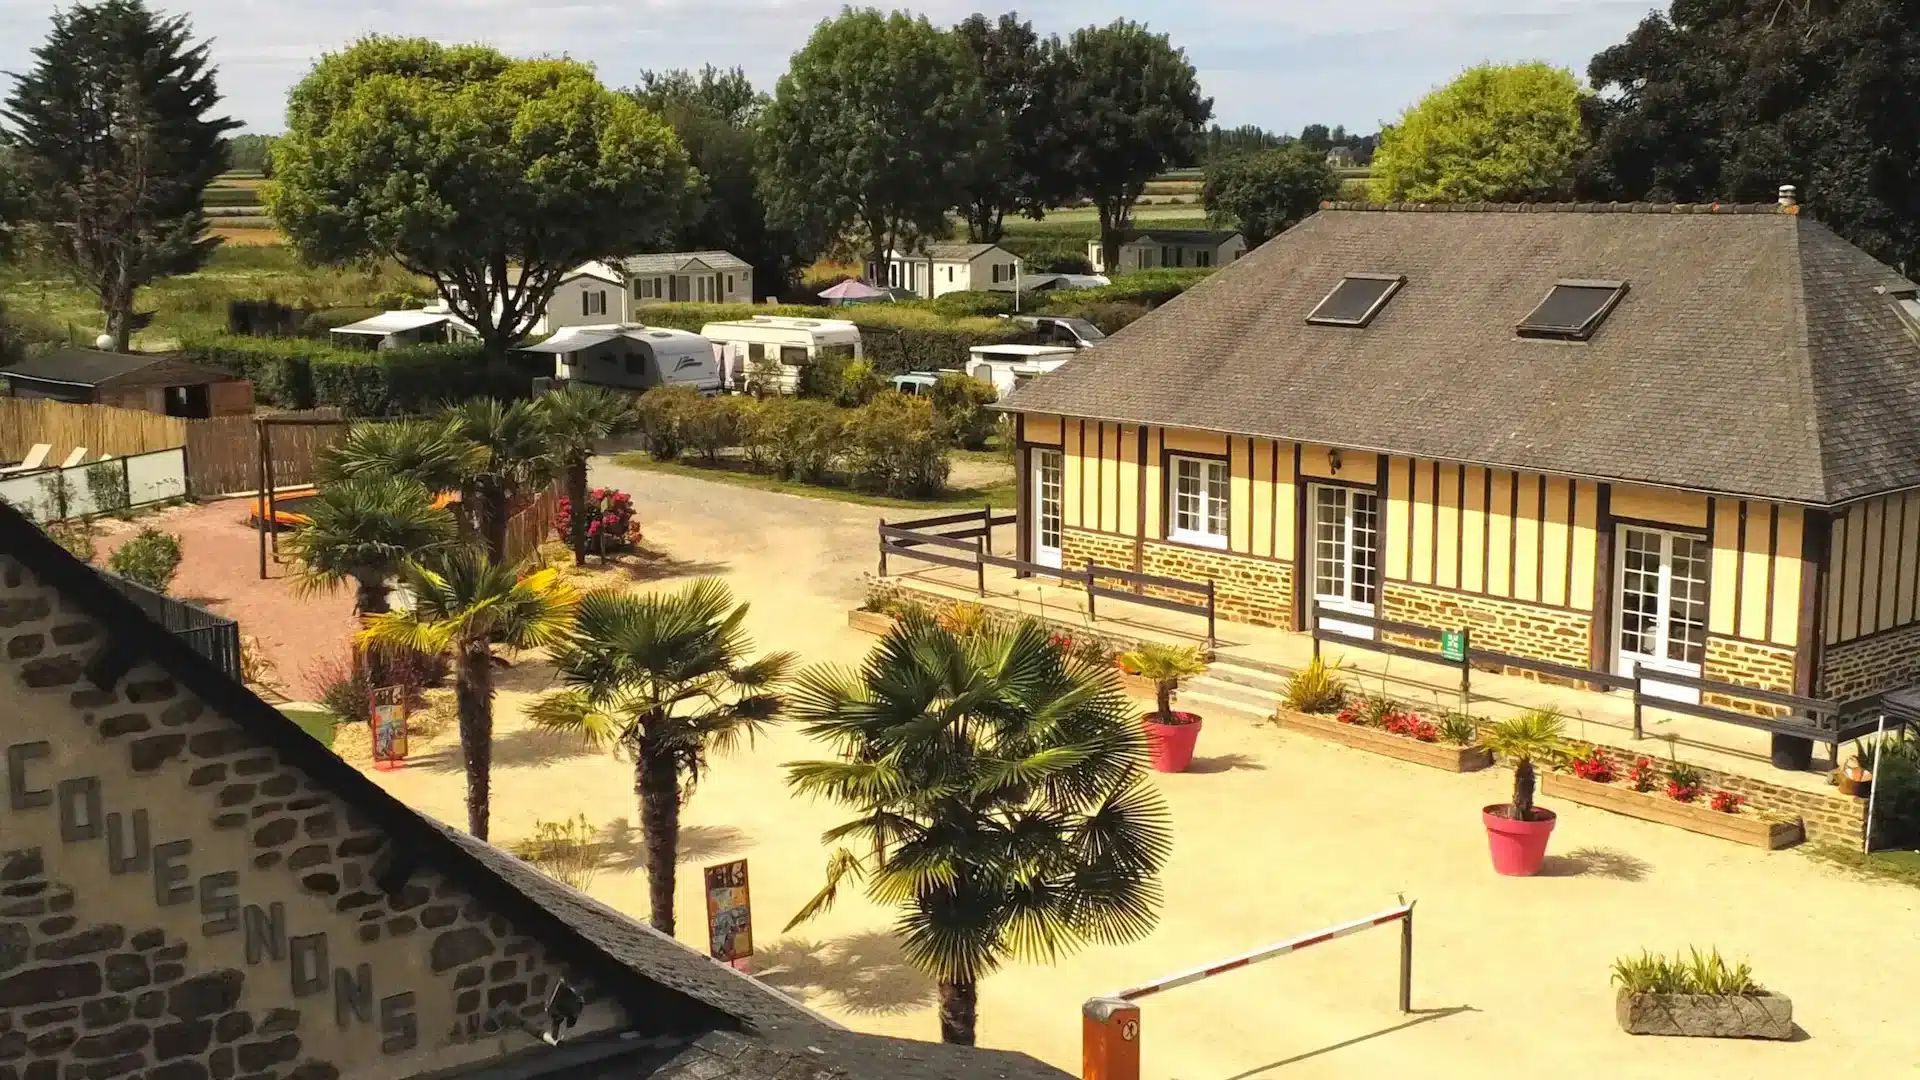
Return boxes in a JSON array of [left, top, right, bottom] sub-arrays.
[[1440, 629, 1468, 663]]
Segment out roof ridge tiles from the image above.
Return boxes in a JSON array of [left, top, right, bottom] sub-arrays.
[[1317, 199, 1794, 215]]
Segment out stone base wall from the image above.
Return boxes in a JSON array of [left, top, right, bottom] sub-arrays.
[[1819, 622, 1920, 703], [1702, 637, 1797, 715], [1059, 528, 1139, 587], [1381, 581, 1593, 675], [1139, 540, 1292, 630], [1560, 739, 1866, 846]]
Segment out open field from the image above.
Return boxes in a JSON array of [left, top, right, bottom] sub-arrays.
[[352, 463, 1920, 1080]]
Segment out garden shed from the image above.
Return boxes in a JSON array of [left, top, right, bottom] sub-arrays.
[[1, 347, 254, 418]]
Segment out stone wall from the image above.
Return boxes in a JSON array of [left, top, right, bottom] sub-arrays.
[[1702, 637, 1797, 715], [1138, 541, 1292, 629], [1059, 529, 1137, 584], [1382, 581, 1593, 673], [1819, 622, 1920, 703], [1561, 742, 1865, 846], [0, 557, 625, 1080]]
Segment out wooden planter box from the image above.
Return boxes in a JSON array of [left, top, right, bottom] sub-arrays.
[[1273, 708, 1493, 773], [847, 609, 898, 636], [1616, 989, 1794, 1039], [1541, 772, 1804, 849]]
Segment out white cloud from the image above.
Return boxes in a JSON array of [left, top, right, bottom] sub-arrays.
[[0, 0, 1657, 133]]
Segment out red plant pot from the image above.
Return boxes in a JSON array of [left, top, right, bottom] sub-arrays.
[[1481, 805, 1557, 876], [1143, 713, 1203, 773]]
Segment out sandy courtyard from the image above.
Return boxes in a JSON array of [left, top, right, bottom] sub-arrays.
[[358, 465, 1920, 1080]]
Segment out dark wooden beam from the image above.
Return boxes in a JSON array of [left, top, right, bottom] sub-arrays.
[[1795, 508, 1831, 698], [1589, 483, 1614, 686]]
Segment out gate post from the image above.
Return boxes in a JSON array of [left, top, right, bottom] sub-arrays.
[[976, 536, 986, 597], [1081, 997, 1140, 1080], [878, 518, 888, 578]]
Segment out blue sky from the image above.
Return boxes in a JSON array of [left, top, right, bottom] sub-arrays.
[[0, 0, 1660, 134]]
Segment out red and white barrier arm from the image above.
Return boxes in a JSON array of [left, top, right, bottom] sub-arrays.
[[1113, 902, 1415, 1002]]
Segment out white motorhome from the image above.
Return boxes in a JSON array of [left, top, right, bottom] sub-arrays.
[[965, 344, 1077, 397], [699, 316, 862, 394], [519, 325, 721, 394]]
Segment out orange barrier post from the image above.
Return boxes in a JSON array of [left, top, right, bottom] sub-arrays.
[[1081, 997, 1140, 1080]]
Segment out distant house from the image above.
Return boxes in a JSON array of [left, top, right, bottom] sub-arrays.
[[1087, 228, 1248, 275], [1326, 146, 1356, 167], [870, 243, 1022, 299], [537, 252, 755, 335], [1, 348, 253, 418]]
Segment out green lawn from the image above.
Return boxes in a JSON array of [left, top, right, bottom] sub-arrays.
[[614, 453, 1014, 509], [279, 706, 339, 749], [1001, 204, 1211, 240], [1806, 843, 1920, 888]]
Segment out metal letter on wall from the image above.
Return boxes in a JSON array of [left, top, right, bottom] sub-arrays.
[[153, 839, 193, 905], [335, 964, 373, 1027], [290, 933, 328, 997], [200, 872, 239, 936], [56, 776, 101, 842], [379, 992, 418, 1055], [244, 902, 286, 964], [7, 742, 51, 809], [106, 810, 151, 874]]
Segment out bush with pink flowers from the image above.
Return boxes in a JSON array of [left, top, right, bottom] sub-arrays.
[[555, 488, 640, 558]]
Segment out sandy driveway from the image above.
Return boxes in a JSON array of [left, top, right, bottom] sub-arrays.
[[360, 464, 1920, 1080]]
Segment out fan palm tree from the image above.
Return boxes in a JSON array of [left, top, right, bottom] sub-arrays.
[[359, 551, 579, 839], [1483, 709, 1565, 821], [537, 385, 638, 566], [784, 613, 1172, 1046], [528, 579, 792, 934], [1117, 641, 1209, 723], [278, 475, 461, 615], [442, 398, 559, 561], [315, 418, 487, 495]]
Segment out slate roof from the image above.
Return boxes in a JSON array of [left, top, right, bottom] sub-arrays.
[[1109, 228, 1241, 246], [1009, 202, 1920, 506], [614, 251, 752, 274], [3, 348, 240, 389], [0, 499, 1072, 1080]]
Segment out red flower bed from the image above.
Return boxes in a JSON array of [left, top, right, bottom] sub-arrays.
[[1381, 711, 1439, 742], [1709, 789, 1747, 814], [1626, 757, 1658, 793], [1666, 780, 1703, 803], [556, 488, 640, 555], [1567, 746, 1617, 784]]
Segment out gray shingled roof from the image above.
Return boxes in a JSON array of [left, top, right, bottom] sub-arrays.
[[3, 348, 237, 389], [1111, 228, 1241, 245], [1009, 203, 1920, 506], [914, 243, 1003, 261], [614, 251, 752, 274]]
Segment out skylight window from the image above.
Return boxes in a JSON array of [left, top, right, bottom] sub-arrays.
[[1516, 281, 1628, 341], [1306, 274, 1405, 328]]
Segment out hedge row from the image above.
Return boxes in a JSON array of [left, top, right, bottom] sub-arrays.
[[637, 301, 1032, 375], [177, 334, 545, 415]]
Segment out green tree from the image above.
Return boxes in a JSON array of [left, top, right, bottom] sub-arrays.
[[784, 614, 1171, 1045], [360, 552, 578, 839], [952, 13, 1074, 243], [759, 9, 987, 279], [1198, 124, 1286, 163], [268, 38, 695, 359], [1576, 0, 1920, 272], [1, 0, 237, 351], [1203, 144, 1339, 244], [1370, 62, 1586, 203], [441, 398, 558, 562], [278, 475, 462, 614], [530, 580, 792, 934], [1057, 21, 1214, 273], [536, 385, 638, 567], [631, 66, 810, 298], [1298, 123, 1334, 153], [225, 132, 275, 175]]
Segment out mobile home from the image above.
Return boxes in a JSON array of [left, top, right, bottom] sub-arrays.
[[965, 344, 1077, 397], [700, 316, 862, 394]]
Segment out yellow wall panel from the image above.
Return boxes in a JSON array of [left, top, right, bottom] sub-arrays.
[[1385, 456, 1413, 581], [1162, 427, 1228, 455], [1411, 460, 1435, 585], [1540, 477, 1570, 607], [1900, 495, 1919, 627], [1487, 470, 1514, 598], [1299, 443, 1377, 482], [1770, 506, 1803, 646], [1612, 484, 1710, 528], [1116, 425, 1139, 538], [1738, 503, 1774, 641], [1252, 440, 1275, 559], [1877, 496, 1902, 634], [1229, 437, 1253, 554], [1436, 464, 1462, 590], [1826, 512, 1847, 645], [1024, 414, 1062, 445], [1275, 443, 1298, 563], [1708, 499, 1740, 636], [1461, 467, 1487, 594], [1097, 423, 1120, 533], [1569, 481, 1597, 612], [1863, 498, 1887, 634], [1839, 503, 1865, 640], [1512, 474, 1541, 602], [1062, 419, 1083, 529], [1144, 427, 1163, 538]]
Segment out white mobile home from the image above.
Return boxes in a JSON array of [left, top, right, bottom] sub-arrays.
[[965, 344, 1077, 397], [1086, 229, 1247, 275], [869, 244, 1023, 299], [700, 316, 862, 394], [520, 325, 721, 394], [533, 251, 755, 336]]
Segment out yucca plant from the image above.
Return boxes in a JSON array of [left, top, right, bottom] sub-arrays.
[[1281, 655, 1347, 713], [1117, 641, 1209, 725], [1611, 948, 1763, 996], [1482, 709, 1565, 821], [513, 814, 602, 892], [784, 613, 1171, 1045], [1437, 711, 1480, 747]]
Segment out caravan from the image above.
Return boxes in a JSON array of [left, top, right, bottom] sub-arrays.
[[699, 316, 862, 394], [520, 325, 722, 394], [965, 344, 1077, 397]]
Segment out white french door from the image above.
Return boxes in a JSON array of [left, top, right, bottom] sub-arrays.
[[1309, 484, 1380, 639], [1032, 449, 1063, 569], [1614, 526, 1709, 704]]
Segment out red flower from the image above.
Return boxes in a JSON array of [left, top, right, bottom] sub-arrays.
[[1709, 789, 1747, 814], [1666, 781, 1701, 803], [1627, 757, 1658, 793]]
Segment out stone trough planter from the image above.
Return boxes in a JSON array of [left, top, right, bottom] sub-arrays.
[[1541, 773, 1804, 849], [1616, 989, 1794, 1040], [847, 609, 898, 636], [1273, 707, 1493, 773]]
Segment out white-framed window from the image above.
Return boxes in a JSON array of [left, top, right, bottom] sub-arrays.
[[583, 290, 607, 317], [1167, 455, 1229, 548]]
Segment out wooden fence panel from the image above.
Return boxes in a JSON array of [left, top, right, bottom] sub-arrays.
[[183, 411, 348, 497], [504, 484, 560, 567], [0, 397, 185, 466]]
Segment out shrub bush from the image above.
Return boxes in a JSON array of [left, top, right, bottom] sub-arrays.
[[797, 351, 884, 406], [108, 528, 183, 593], [745, 397, 846, 481], [928, 290, 1018, 318], [296, 306, 384, 339], [678, 395, 755, 461], [555, 488, 639, 557], [1046, 267, 1214, 310], [844, 392, 950, 497], [178, 334, 536, 414], [1871, 729, 1920, 848], [1061, 300, 1151, 335], [634, 385, 698, 459], [929, 372, 999, 449]]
